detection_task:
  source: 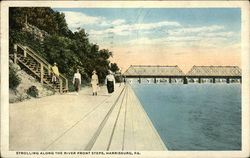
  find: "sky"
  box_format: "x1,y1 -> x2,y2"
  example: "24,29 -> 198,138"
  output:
53,8 -> 241,72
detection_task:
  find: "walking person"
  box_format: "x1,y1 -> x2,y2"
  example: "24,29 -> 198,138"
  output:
73,69 -> 81,95
51,62 -> 59,88
91,70 -> 99,96
105,70 -> 115,94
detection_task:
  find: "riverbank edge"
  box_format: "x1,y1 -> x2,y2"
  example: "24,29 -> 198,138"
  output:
128,84 -> 168,150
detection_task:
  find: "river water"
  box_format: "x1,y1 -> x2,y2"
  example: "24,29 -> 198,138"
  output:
131,82 -> 241,150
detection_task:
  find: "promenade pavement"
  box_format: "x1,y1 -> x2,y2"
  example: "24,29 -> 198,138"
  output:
9,83 -> 167,151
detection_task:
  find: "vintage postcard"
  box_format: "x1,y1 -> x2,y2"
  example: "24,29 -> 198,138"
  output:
1,1 -> 250,158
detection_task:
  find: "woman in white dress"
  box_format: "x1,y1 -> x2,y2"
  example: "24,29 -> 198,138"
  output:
91,70 -> 99,96
51,62 -> 59,86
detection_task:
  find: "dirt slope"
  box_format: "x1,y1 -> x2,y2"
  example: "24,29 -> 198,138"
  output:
9,60 -> 54,103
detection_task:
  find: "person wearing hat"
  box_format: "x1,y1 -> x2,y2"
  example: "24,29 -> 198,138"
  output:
105,70 -> 115,94
51,62 -> 59,86
91,70 -> 99,96
73,69 -> 81,95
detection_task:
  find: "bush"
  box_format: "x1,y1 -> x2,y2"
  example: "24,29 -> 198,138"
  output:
26,86 -> 39,98
115,75 -> 123,83
9,66 -> 21,90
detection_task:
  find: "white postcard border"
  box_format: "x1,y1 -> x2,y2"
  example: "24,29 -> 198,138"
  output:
1,1 -> 249,158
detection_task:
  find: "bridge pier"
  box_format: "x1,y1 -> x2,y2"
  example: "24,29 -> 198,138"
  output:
198,77 -> 201,83
123,77 -> 126,83
183,77 -> 188,84
147,79 -> 150,84
124,76 -> 241,84
213,78 -> 216,83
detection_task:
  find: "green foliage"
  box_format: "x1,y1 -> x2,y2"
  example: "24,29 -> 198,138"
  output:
26,86 -> 39,98
9,30 -> 44,54
9,7 -> 120,85
110,63 -> 119,73
9,65 -> 21,90
17,93 -> 30,102
9,7 -> 69,36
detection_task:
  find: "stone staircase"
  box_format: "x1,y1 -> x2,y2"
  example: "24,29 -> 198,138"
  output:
10,44 -> 68,93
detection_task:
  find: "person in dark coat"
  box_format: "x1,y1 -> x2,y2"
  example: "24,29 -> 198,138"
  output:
105,70 -> 115,94
73,69 -> 81,95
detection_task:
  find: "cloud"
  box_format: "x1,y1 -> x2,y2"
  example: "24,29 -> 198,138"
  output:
62,11 -> 101,29
61,11 -> 239,50
62,11 -> 181,36
127,37 -> 154,45
112,19 -> 126,25
62,11 -> 127,30
89,28 -> 131,36
126,35 -> 232,48
94,19 -> 125,27
130,21 -> 181,30
99,21 -> 109,26
123,23 -> 239,48
89,21 -> 181,37
167,25 -> 224,35
165,36 -> 228,42
117,21 -> 181,32
197,31 -> 238,37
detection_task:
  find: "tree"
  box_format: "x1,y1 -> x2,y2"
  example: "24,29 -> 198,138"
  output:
9,7 -> 115,87
110,63 -> 119,73
9,7 -> 69,36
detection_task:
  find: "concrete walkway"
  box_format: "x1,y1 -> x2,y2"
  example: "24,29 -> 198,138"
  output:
10,84 -> 166,151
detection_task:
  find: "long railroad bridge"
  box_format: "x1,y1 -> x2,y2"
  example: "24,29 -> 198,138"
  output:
123,65 -> 242,84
